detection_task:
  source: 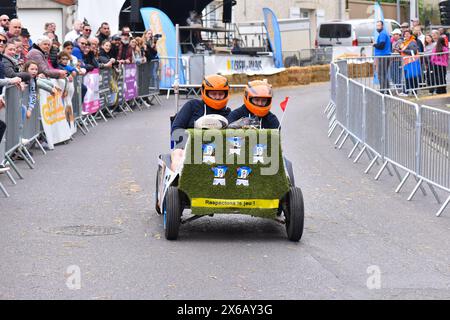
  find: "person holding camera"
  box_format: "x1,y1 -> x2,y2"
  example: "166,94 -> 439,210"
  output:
144,29 -> 159,86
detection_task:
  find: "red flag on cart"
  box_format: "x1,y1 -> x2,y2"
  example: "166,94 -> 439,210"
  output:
280,97 -> 289,112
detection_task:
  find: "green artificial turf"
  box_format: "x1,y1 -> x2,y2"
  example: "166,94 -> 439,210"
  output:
179,129 -> 290,218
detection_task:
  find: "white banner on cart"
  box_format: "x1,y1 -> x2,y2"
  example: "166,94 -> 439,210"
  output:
39,89 -> 72,150
204,55 -> 283,76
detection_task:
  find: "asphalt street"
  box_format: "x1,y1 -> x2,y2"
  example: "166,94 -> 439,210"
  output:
1,82 -> 450,300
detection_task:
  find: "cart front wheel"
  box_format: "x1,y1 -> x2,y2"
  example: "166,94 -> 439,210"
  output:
285,187 -> 304,242
164,186 -> 183,240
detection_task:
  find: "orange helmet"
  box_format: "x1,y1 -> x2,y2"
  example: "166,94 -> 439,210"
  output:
244,80 -> 273,118
201,75 -> 230,110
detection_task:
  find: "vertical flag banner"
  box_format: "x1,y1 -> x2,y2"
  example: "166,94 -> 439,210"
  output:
140,7 -> 186,89
263,8 -> 284,68
83,69 -> 101,114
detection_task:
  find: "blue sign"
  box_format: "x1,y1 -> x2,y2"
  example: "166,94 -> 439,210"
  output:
140,7 -> 186,89
263,8 -> 284,68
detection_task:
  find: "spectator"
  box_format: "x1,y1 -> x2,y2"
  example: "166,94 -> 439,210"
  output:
97,22 -> 111,44
89,37 -> 100,59
57,51 -> 77,78
0,15 -> 9,33
2,39 -> 30,81
49,39 -> 61,68
65,20 -> 83,44
81,40 -> 99,73
373,20 -> 391,94
438,28 -> 449,47
231,38 -> 241,54
43,22 -> 59,43
72,36 -> 88,61
143,30 -> 158,61
399,29 -> 420,96
20,28 -> 31,58
81,24 -> 94,40
424,34 -> 435,92
117,30 -> 133,64
9,37 -> 24,66
110,34 -> 121,60
98,40 -> 117,68
6,19 -> 21,39
186,10 -> 203,48
411,18 -> 420,30
23,60 -> 58,119
0,31 -> 22,142
400,22 -> 410,36
413,26 -> 425,52
391,29 -> 403,53
130,38 -> 146,65
432,29 -> 441,44
431,36 -> 449,94
62,41 -> 80,72
26,36 -> 67,79
121,26 -> 132,38
424,34 -> 435,54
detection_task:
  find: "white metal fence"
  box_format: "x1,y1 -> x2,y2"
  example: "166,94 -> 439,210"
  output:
327,59 -> 450,217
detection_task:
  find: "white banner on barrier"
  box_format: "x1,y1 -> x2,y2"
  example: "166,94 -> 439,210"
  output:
204,55 -> 283,76
56,79 -> 77,136
39,89 -> 72,150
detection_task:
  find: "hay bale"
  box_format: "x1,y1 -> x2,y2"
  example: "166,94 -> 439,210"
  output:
310,65 -> 330,82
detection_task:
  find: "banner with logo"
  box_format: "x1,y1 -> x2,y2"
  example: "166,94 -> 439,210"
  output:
39,88 -> 73,150
83,69 -> 101,115
204,55 -> 281,76
140,7 -> 186,89
124,64 -> 138,101
263,7 -> 284,68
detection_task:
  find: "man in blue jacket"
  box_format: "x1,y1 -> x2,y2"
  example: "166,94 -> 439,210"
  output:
373,20 -> 392,94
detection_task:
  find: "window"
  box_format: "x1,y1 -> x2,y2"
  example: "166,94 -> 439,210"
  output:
319,24 -> 352,39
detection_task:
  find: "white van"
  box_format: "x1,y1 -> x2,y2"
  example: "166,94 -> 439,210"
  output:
317,19 -> 401,47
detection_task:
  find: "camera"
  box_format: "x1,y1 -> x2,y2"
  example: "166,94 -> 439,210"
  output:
154,34 -> 162,40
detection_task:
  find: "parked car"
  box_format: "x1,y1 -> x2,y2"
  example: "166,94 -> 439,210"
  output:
317,19 -> 401,47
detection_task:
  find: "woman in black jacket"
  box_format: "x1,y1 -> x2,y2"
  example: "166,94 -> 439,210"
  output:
98,40 -> 116,68
2,39 -> 30,81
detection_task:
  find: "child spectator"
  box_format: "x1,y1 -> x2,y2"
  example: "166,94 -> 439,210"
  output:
23,60 -> 58,119
431,37 -> 449,94
57,51 -> 77,79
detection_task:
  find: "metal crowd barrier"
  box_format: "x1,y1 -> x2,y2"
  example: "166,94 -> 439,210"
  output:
0,60 -> 162,198
327,59 -> 450,217
344,52 -> 449,98
283,48 -> 333,67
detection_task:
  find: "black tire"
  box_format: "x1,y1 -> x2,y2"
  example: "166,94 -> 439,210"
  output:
155,166 -> 162,214
164,186 -> 183,240
284,187 -> 305,242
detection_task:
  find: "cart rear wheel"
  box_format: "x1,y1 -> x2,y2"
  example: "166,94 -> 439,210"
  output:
164,186 -> 183,240
285,187 -> 304,242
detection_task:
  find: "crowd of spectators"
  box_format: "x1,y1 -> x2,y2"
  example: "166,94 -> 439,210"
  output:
374,18 -> 449,96
0,16 -> 160,146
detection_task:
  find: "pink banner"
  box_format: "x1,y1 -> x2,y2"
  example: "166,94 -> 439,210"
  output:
83,69 -> 101,114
